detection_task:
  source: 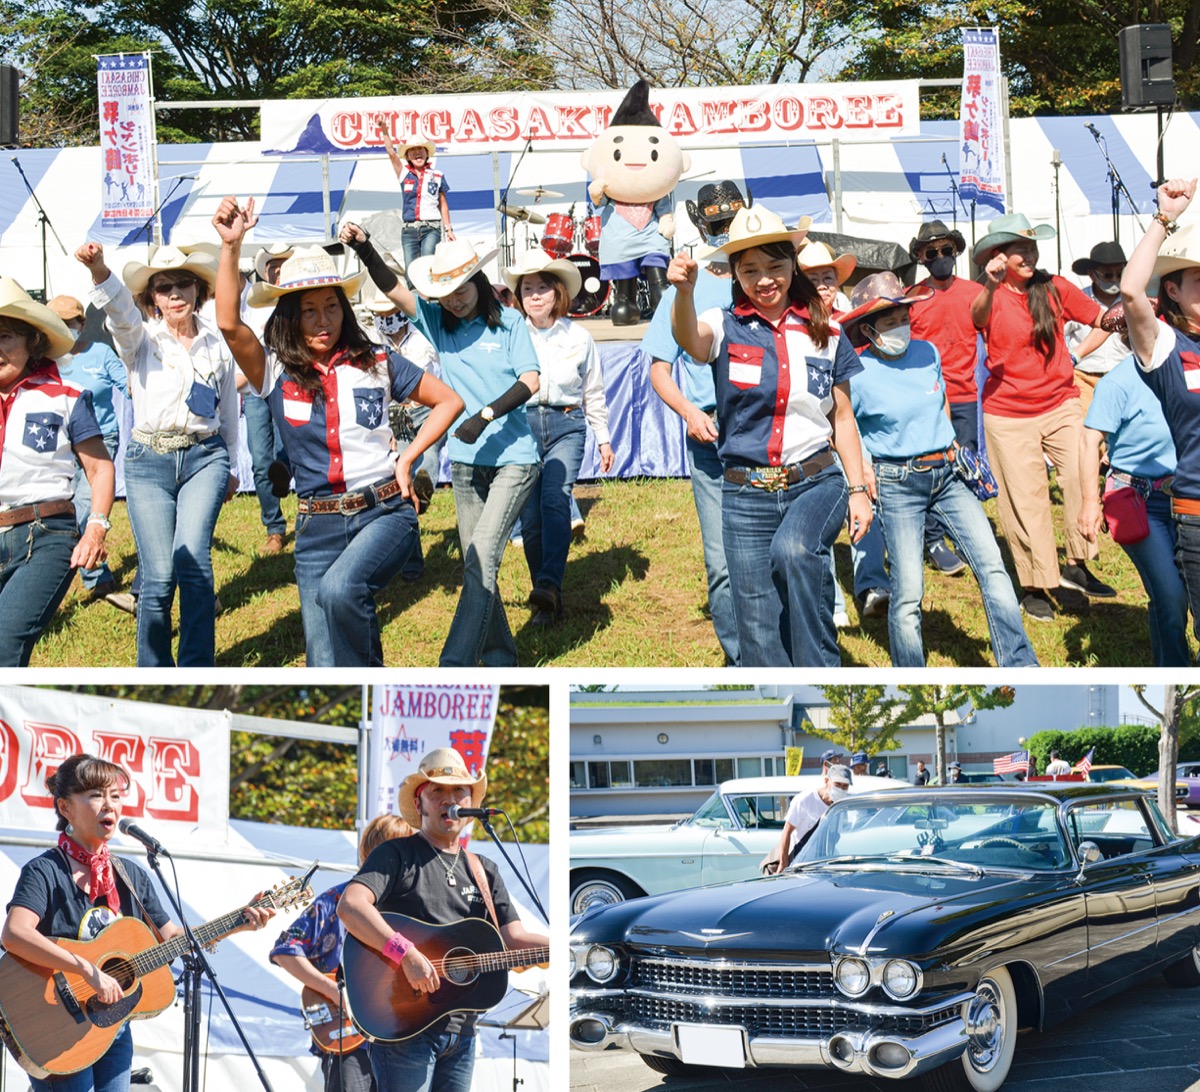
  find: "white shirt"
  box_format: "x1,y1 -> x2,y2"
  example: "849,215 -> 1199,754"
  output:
525,317 -> 611,445
1066,285 -> 1125,375
1044,759 -> 1071,776
396,324 -> 441,380
784,788 -> 830,853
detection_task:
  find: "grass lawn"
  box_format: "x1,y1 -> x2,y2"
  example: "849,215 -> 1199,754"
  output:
30,477 -> 1173,667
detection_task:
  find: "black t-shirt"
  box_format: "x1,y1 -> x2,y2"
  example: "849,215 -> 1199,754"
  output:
7,849 -> 171,943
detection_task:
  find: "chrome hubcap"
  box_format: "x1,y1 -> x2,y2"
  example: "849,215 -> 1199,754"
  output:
965,980 -> 1004,1071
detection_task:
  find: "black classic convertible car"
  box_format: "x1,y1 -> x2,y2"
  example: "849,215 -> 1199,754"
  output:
569,784 -> 1200,1091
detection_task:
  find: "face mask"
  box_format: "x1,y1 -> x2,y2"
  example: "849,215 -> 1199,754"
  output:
870,323 -> 911,357
827,786 -> 850,802
703,230 -> 731,249
376,312 -> 406,336
927,256 -> 956,280
1093,279 -> 1120,296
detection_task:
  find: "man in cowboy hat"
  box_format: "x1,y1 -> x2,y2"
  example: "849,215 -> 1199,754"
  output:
376,120 -> 455,277
1066,241 -> 1129,413
339,748 -> 547,1091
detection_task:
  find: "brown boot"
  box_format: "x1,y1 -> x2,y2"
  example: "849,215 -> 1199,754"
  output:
261,533 -> 286,555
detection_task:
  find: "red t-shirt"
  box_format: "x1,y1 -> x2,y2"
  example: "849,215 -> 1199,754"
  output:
977,275 -> 1101,417
909,276 -> 984,403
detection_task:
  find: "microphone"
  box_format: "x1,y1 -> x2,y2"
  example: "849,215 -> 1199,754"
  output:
1085,123 -> 1101,137
447,804 -> 503,820
118,817 -> 167,854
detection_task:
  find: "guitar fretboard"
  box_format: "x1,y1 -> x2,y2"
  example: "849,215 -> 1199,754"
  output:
437,946 -> 550,975
128,895 -> 277,978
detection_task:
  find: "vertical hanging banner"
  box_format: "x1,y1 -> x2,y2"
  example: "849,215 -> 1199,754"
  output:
959,28 -> 1006,214
368,685 -> 501,820
96,53 -> 155,227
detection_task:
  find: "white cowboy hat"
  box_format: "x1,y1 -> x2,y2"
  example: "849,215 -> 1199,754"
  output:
502,248 -> 582,299
254,242 -> 296,283
797,240 -> 856,286
247,245 -> 366,308
408,238 -> 499,299
1154,223 -> 1200,278
0,277 -> 75,359
702,206 -> 812,260
396,748 -> 487,829
122,245 -> 219,296
399,137 -> 438,160
360,252 -> 407,313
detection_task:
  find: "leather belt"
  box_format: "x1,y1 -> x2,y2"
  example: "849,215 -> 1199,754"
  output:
1171,495 -> 1200,517
877,446 -> 957,470
0,498 -> 75,528
724,449 -> 835,491
297,478 -> 404,515
1110,469 -> 1173,497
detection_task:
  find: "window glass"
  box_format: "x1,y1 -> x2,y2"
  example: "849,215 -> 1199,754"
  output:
586,761 -> 610,789
633,759 -> 691,787
1067,799 -> 1157,860
569,761 -> 587,789
737,756 -> 763,778
715,758 -> 735,782
610,760 -> 632,787
695,758 -> 717,785
690,791 -> 733,828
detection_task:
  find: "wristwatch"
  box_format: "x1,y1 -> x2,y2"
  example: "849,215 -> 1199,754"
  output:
480,406 -> 496,423
87,514 -> 112,531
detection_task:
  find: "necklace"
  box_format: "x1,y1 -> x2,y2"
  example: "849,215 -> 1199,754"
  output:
422,832 -> 462,886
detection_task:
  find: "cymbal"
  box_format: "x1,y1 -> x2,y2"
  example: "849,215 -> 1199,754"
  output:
499,203 -> 546,225
517,187 -> 563,200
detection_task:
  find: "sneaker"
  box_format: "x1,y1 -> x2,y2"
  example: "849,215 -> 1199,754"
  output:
1020,591 -> 1055,622
529,582 -> 560,614
859,587 -> 890,618
267,460 -> 292,499
928,542 -> 967,576
412,470 -> 435,515
104,591 -> 137,615
1060,563 -> 1116,598
260,533 -> 285,556
833,609 -> 851,629
571,515 -> 586,538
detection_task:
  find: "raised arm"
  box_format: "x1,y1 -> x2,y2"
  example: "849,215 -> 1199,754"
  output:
74,242 -> 146,365
668,255 -> 714,362
211,196 -> 267,391
375,119 -> 405,181
340,222 -> 417,317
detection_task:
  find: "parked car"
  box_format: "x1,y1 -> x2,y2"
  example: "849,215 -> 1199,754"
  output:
569,773 -> 904,916
1085,764 -> 1189,800
569,783 -> 1200,1091
1176,762 -> 1200,808
956,772 -> 1006,784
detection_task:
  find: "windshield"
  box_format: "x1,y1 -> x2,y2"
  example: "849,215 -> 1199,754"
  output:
1087,767 -> 1138,782
799,797 -> 1072,871
687,791 -> 734,829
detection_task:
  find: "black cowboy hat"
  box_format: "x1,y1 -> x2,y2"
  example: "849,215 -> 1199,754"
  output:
1071,240 -> 1128,276
686,180 -> 752,233
909,220 -> 967,260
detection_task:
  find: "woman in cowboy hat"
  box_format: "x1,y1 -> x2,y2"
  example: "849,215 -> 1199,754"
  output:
668,205 -> 873,667
375,120 -> 455,274
503,248 -> 614,626
970,212 -> 1113,623
211,197 -> 462,667
75,240 -> 238,667
841,272 -> 1037,668
340,222 -> 541,667
796,240 -> 856,314
0,279 -> 115,665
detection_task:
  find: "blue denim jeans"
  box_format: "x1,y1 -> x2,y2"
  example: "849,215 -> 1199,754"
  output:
687,435 -> 739,665
521,404 -> 587,591
122,434 -> 229,667
242,389 -> 287,536
369,1026 -> 474,1092
293,488 -> 420,666
72,433 -> 118,589
401,223 -> 442,276
1125,492 -> 1190,666
874,460 -> 1037,668
30,1023 -> 132,1092
721,461 -> 847,667
441,461 -> 539,666
0,511 -> 77,667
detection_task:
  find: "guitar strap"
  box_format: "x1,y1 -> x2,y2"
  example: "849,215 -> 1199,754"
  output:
465,851 -> 501,934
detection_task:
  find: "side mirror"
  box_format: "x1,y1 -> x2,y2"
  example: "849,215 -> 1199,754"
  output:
1077,841 -> 1102,866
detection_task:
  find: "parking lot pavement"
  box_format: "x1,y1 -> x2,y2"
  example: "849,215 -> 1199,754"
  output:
570,976 -> 1200,1092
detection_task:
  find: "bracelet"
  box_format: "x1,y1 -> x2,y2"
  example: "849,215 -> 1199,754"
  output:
381,931 -> 413,966
87,514 -> 112,531
848,484 -> 870,495
1153,212 -> 1180,235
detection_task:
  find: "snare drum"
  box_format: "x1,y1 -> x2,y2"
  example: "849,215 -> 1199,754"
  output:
542,213 -> 574,259
565,253 -> 610,317
583,215 -> 602,257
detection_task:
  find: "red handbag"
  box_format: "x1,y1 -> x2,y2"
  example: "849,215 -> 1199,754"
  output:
1101,480 -> 1150,545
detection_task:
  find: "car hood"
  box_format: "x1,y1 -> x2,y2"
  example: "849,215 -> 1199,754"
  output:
570,823 -> 688,854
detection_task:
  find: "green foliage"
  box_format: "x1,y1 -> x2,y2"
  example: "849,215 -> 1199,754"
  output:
896,684 -> 1016,721
1023,723 -> 1185,776
815,685 -> 911,755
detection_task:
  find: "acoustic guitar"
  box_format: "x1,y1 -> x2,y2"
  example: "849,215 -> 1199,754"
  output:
302,970 -> 365,1054
0,866 -> 317,1079
342,913 -> 549,1042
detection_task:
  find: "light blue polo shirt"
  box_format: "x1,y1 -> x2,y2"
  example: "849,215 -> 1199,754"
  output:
54,342 -> 127,439
641,269 -> 732,412
850,337 -> 956,459
1085,354 -> 1176,480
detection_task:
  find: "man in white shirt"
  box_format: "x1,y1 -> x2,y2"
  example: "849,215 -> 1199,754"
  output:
1044,751 -> 1072,777
769,765 -> 852,874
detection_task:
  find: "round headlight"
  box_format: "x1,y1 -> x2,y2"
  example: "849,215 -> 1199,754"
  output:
835,956 -> 871,996
882,959 -> 921,1000
586,945 -> 618,983
568,946 -> 578,978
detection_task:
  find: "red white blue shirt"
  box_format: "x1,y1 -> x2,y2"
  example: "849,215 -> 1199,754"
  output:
1135,321 -> 1200,498
400,166 -> 449,222
0,363 -> 101,506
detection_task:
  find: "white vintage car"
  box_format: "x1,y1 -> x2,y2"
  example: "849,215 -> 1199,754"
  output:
570,773 -> 906,915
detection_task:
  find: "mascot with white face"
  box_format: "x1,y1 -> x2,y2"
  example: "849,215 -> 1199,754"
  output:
582,80 -> 691,326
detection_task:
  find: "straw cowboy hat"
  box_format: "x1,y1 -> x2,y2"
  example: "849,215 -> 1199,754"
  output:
502,248 -> 582,300
970,213 -> 1056,265
1071,240 -> 1127,276
397,748 -> 487,828
47,295 -> 85,323
796,240 -> 856,286
839,271 -> 934,347
122,245 -> 219,296
1154,224 -> 1200,279
399,137 -> 438,160
254,242 -> 296,283
408,238 -> 499,299
246,245 -> 366,308
909,219 -> 967,260
0,277 -> 75,359
702,206 -> 812,261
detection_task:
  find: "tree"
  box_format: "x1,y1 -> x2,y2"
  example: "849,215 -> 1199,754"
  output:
814,685 -> 910,759
1131,683 -> 1200,832
896,685 -> 1016,785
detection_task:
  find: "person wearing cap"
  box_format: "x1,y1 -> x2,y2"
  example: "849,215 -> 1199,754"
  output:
971,213 -> 1114,622
668,205 -> 873,667
212,198 -> 462,667
769,764 -> 853,874
842,272 -> 1036,667
946,761 -> 964,784
338,749 -> 547,1092
341,223 -> 541,667
376,121 -> 454,276
645,180 -> 749,665
819,748 -> 839,772
1066,241 -> 1130,413
504,249 -> 614,625
0,279 -> 115,665
75,239 -> 238,667
850,751 -> 869,776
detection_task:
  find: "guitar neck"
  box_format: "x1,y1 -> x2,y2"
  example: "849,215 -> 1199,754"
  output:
438,946 -> 550,975
128,902 -> 264,978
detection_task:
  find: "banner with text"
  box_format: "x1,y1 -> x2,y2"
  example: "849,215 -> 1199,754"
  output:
97,53 -> 156,228
0,687 -> 230,840
261,81 -> 922,157
368,685 -> 501,821
959,28 -> 1007,213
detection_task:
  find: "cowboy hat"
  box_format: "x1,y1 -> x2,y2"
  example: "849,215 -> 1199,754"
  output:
0,278 -> 75,359
839,271 -> 934,347
399,137 -> 438,160
246,245 -> 366,308
254,242 -> 296,283
408,238 -> 499,299
796,240 -> 856,286
1071,240 -> 1127,276
1153,224 -> 1200,279
122,245 -> 219,296
502,248 -> 582,300
47,295 -> 85,323
702,206 -> 812,260
396,748 -> 487,829
909,220 -> 967,260
686,180 -> 751,233
970,213 -> 1056,265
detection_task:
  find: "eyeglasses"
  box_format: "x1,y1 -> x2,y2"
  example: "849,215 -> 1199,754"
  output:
922,245 -> 957,261
151,278 -> 195,295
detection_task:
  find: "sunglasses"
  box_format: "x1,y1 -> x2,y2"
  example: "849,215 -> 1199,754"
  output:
922,245 -> 957,261
151,278 -> 196,295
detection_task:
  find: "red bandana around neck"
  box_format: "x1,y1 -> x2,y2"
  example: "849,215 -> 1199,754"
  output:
59,833 -> 120,913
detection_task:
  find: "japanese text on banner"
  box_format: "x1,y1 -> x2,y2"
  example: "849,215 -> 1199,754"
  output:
97,54 -> 155,226
959,28 -> 1006,214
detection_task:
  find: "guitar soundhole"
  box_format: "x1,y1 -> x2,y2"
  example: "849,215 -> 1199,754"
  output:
442,947 -> 479,986
100,957 -> 137,993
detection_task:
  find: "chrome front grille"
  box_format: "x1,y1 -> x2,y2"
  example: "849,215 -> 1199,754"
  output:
629,995 -> 852,1036
631,957 -> 834,998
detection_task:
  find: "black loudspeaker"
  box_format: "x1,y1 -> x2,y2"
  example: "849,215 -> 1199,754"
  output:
0,65 -> 17,146
1118,24 -> 1175,109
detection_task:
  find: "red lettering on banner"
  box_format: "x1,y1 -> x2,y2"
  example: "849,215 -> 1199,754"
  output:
0,719 -> 18,803
449,730 -> 489,774
457,108 -> 489,142
331,111 -> 363,146
739,99 -> 770,132
701,100 -> 738,133
382,687 -> 497,722
665,101 -> 698,136
775,96 -> 805,130
489,107 -> 519,141
556,105 -> 592,139
807,97 -> 842,129
21,723 -> 84,809
146,739 -> 200,822
93,733 -> 147,816
843,95 -> 873,128
421,110 -> 451,142
525,106 -> 555,140
874,93 -> 904,127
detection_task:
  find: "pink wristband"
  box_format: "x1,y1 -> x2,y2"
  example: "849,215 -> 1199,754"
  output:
382,931 -> 413,966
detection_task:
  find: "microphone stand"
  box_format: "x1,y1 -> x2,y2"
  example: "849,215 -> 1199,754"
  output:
470,814 -> 547,924
131,174 -> 193,247
498,140 -> 534,268
1086,124 -> 1140,245
10,156 -> 67,301
940,153 -> 970,229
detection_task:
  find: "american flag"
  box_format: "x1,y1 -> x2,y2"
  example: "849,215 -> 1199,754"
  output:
994,749 -> 1030,775
1074,747 -> 1094,778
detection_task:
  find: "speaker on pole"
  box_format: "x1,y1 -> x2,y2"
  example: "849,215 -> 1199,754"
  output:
1118,24 -> 1175,109
0,65 -> 18,147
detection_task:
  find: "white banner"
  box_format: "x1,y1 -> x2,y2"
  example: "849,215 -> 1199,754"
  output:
368,685 -> 501,820
0,687 -> 230,841
261,81 -> 922,156
959,28 -> 1006,213
97,53 -> 156,227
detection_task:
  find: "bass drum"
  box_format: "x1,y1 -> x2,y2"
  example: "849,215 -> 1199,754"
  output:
566,253 -> 610,317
